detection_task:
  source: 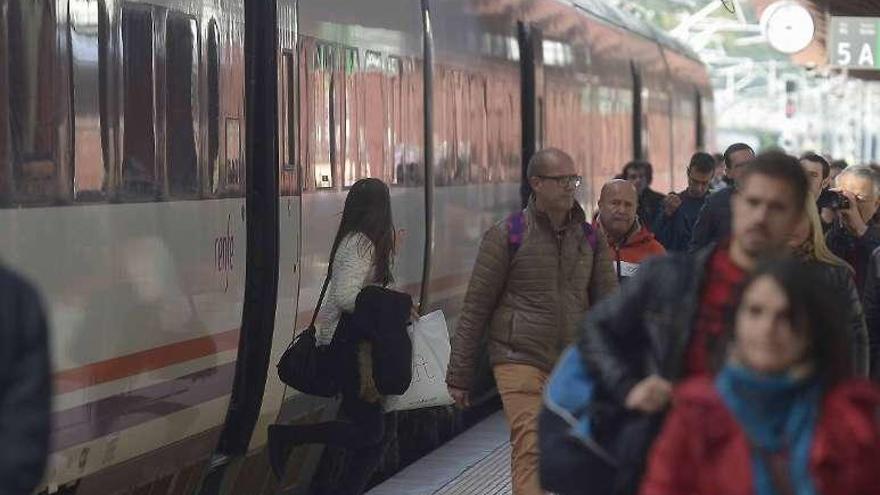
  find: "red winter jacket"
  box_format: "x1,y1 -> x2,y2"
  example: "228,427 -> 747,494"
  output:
640,377 -> 880,495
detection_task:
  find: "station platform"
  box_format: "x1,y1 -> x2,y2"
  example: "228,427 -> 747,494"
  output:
368,411 -> 512,495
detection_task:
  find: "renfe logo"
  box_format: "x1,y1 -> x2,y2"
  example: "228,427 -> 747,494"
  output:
215,214 -> 235,291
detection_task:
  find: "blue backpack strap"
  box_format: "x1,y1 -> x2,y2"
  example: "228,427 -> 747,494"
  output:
507,210 -> 527,256
581,221 -> 598,253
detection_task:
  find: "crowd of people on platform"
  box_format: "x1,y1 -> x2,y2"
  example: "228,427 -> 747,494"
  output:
447,145 -> 880,495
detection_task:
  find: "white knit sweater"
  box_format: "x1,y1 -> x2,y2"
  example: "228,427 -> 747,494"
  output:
314,233 -> 376,345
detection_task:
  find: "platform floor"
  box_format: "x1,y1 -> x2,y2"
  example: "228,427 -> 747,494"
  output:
368,411 -> 512,495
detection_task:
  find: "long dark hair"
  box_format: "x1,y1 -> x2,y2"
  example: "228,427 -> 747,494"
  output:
721,258 -> 852,385
328,178 -> 395,286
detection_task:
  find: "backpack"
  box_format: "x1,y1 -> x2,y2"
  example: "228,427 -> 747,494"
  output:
506,210 -> 598,256
539,347 -> 664,495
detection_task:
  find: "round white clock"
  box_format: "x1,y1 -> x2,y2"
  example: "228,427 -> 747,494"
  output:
761,1 -> 815,54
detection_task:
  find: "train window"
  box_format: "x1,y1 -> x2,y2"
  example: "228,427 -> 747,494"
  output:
387,56 -> 403,186
342,48 -> 362,188
166,14 -> 199,198
224,118 -> 242,191
6,0 -> 60,204
279,51 -> 298,195
207,20 -> 220,195
311,43 -> 336,190
361,50 -> 387,185
121,7 -> 157,199
71,0 -> 107,202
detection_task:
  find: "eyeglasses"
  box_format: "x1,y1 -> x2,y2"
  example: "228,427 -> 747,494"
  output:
537,175 -> 582,188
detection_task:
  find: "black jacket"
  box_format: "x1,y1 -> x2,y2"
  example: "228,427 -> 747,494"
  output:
577,248 -> 871,405
652,191 -> 708,253
638,188 -> 665,231
861,247 -> 880,380
807,261 -> 869,376
0,266 -> 50,494
352,286 -> 413,395
826,220 -> 880,295
688,188 -> 733,254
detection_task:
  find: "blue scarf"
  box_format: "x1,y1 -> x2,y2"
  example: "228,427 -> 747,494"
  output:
715,365 -> 822,495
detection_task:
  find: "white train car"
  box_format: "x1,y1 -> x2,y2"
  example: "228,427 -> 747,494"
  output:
0,0 -> 713,493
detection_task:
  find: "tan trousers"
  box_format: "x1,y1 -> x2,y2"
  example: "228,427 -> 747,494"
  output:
494,363 -> 549,495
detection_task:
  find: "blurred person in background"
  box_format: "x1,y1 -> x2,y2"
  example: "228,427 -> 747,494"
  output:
623,160 -> 665,230
709,152 -> 727,192
640,259 -> 880,495
787,197 -> 869,375
0,265 -> 50,493
595,179 -> 666,281
826,165 -> 880,296
689,143 -> 755,253
653,152 -> 716,253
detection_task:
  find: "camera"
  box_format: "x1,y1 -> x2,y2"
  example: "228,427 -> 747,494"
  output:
820,191 -> 851,210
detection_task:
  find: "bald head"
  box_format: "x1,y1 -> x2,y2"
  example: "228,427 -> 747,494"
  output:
600,179 -> 637,203
527,148 -> 575,179
598,179 -> 638,240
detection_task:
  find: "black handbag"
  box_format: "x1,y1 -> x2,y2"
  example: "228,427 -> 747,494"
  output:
276,268 -> 339,397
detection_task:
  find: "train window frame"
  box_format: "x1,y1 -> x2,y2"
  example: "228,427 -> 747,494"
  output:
4,0 -> 67,206
311,42 -> 337,191
206,19 -> 221,196
165,12 -> 201,199
341,46 -> 361,189
279,49 -> 298,196
120,4 -> 159,201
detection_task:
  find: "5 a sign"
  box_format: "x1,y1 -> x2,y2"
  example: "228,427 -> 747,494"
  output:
829,17 -> 880,70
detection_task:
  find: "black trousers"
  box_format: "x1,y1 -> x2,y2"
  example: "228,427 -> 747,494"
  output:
285,393 -> 385,495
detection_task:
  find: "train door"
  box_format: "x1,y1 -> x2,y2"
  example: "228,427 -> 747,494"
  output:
518,21 -> 544,207
247,0 -> 302,468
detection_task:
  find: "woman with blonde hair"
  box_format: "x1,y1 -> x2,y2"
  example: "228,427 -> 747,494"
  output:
788,194 -> 870,374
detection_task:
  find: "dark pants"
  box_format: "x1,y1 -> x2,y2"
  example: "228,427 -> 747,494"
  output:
285,394 -> 385,495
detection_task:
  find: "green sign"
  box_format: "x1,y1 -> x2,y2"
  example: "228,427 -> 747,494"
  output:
829,16 -> 880,70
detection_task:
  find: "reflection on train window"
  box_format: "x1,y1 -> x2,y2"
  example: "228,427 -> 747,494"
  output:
207,20 -> 221,195
166,14 -> 200,198
361,50 -> 386,186
122,7 -> 157,199
279,51 -> 298,196
224,118 -> 242,191
387,56 -> 404,186
6,0 -> 59,204
310,43 -> 335,190
71,0 -> 107,202
342,48 -> 362,188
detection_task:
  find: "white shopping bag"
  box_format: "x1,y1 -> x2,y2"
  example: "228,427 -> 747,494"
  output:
383,310 -> 455,412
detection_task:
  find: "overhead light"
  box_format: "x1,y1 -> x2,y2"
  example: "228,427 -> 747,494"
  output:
761,1 -> 815,54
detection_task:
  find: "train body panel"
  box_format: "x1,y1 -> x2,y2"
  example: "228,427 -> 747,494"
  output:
0,0 -> 713,492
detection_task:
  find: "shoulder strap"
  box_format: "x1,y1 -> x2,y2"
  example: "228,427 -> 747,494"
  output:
581,222 -> 598,252
507,210 -> 599,255
309,265 -> 333,329
507,210 -> 527,256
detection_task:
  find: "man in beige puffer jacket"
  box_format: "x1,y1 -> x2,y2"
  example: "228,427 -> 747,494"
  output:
446,148 -> 619,495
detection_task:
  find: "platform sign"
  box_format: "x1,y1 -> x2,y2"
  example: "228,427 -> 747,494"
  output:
829,17 -> 880,70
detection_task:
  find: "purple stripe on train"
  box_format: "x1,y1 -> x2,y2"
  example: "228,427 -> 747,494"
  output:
51,362 -> 236,452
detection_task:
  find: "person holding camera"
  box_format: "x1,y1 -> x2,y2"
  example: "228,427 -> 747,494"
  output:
826,165 -> 880,297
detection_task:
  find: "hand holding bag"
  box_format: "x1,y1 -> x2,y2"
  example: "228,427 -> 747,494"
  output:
276,269 -> 339,397
383,310 -> 455,412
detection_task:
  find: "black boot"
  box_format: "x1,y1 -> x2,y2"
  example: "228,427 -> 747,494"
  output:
268,424 -> 294,480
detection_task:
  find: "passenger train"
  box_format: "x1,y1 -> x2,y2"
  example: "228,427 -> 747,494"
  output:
0,0 -> 713,493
